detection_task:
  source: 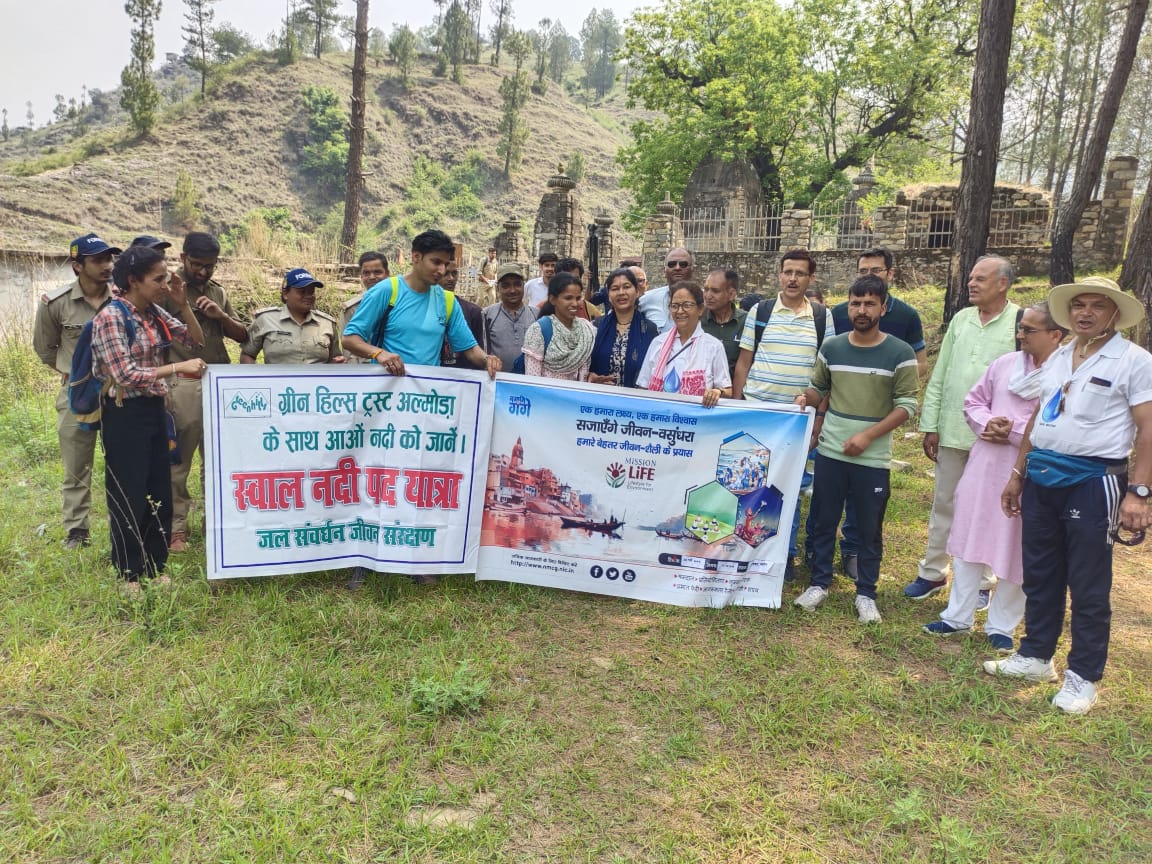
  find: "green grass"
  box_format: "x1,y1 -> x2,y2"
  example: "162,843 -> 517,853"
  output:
1,282 -> 1149,862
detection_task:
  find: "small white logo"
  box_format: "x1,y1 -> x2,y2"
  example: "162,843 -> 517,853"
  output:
874,487 -> 884,494
1069,509 -> 1081,519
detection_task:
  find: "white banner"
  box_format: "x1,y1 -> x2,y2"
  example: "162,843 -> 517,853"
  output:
202,365 -> 494,580
477,378 -> 813,608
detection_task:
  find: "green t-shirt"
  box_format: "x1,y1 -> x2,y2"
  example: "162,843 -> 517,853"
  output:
809,333 -> 920,468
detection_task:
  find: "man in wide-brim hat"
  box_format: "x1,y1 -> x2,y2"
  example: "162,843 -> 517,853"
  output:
989,277 -> 1152,714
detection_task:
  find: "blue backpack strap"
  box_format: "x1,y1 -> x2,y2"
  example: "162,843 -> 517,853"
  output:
539,315 -> 554,355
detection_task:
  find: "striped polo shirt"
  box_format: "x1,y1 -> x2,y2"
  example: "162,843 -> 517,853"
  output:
809,333 -> 920,468
738,295 -> 819,403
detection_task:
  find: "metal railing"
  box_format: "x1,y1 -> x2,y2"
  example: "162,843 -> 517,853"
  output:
680,204 -> 785,252
810,200 -> 873,252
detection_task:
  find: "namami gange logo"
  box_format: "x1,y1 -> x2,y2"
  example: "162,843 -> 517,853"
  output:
606,462 -> 626,488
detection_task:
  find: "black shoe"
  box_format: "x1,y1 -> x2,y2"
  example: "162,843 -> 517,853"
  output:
345,567 -> 367,591
784,557 -> 797,582
411,573 -> 439,586
63,528 -> 90,549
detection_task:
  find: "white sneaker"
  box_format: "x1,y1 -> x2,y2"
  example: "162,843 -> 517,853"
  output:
1051,670 -> 1098,714
794,586 -> 828,611
982,652 -> 1059,683
854,595 -> 882,624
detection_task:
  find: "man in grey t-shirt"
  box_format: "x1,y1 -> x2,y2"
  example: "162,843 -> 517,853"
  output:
484,264 -> 537,371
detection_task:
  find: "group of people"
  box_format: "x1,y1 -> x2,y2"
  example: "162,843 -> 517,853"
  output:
34,227 -> 1151,714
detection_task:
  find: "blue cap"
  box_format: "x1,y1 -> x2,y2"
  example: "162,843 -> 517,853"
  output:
284,268 -> 323,290
130,234 -> 172,251
69,233 -> 122,259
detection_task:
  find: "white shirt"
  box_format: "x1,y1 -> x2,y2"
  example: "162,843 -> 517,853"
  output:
524,277 -> 548,309
637,323 -> 732,396
1030,334 -> 1152,460
638,285 -> 672,332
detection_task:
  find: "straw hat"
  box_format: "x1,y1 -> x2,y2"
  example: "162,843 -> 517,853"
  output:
1047,276 -> 1145,330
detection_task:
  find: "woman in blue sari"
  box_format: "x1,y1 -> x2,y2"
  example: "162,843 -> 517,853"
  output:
587,268 -> 659,388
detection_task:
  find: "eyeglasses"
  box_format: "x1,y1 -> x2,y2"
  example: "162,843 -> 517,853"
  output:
1111,527 -> 1146,546
666,261 -> 691,269
1016,325 -> 1056,335
1056,380 -> 1070,416
669,302 -> 699,311
857,267 -> 889,276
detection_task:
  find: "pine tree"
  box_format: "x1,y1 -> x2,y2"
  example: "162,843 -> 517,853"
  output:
173,169 -> 202,227
388,25 -> 417,88
489,0 -> 513,66
301,0 -> 341,58
496,31 -> 531,176
183,0 -> 218,96
443,1 -> 471,83
121,0 -> 163,137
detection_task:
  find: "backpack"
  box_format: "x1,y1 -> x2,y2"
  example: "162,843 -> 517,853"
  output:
512,316 -> 553,374
368,275 -> 456,355
68,298 -> 165,431
752,298 -> 827,354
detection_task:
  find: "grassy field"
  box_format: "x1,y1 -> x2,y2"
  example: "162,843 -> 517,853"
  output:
1,283 -> 1149,863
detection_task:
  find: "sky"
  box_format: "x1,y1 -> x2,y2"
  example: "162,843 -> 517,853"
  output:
0,0 -> 649,127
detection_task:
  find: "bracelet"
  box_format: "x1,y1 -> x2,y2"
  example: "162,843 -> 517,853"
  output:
1011,467 -> 1023,478
815,411 -> 826,418
370,349 -> 384,362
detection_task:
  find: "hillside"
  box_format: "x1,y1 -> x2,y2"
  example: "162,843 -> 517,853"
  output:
0,54 -> 639,254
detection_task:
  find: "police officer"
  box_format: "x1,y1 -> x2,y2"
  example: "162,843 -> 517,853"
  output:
241,269 -> 344,365
341,251 -> 390,363
159,232 -> 247,553
33,233 -> 120,548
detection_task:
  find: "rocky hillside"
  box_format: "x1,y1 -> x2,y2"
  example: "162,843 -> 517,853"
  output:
0,53 -> 638,254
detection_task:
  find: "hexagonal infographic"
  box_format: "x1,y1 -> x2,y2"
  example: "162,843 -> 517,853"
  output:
684,481 -> 738,543
716,432 -> 772,494
734,484 -> 785,547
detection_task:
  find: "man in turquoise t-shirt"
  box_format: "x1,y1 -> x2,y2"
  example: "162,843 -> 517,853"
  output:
341,229 -> 499,590
343,228 -> 500,377
794,275 -> 920,623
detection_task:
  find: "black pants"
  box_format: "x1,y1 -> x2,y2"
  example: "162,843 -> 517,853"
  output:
1019,474 -> 1124,682
100,395 -> 172,580
806,452 -> 891,599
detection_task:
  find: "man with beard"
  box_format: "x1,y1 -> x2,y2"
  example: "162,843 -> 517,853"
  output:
439,258 -> 487,368
794,275 -> 919,623
33,233 -> 120,548
160,232 -> 248,553
483,263 -> 537,372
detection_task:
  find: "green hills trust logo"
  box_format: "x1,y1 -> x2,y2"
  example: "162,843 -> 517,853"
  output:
605,462 -> 626,488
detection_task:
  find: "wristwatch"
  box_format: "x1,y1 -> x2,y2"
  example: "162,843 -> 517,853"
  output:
1128,484 -> 1151,499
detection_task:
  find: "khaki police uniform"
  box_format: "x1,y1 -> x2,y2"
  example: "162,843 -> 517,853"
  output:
340,295 -> 369,363
242,305 -> 340,364
159,278 -> 240,534
33,279 -> 111,534
479,257 -> 498,306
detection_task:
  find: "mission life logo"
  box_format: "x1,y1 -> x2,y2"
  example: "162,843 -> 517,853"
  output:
606,458 -> 657,492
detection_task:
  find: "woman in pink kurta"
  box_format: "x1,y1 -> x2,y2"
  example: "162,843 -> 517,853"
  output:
947,351 -> 1039,583
925,303 -> 1066,650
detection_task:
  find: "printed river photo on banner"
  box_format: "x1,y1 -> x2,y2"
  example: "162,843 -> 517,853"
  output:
478,379 -> 813,608
203,365 -> 494,580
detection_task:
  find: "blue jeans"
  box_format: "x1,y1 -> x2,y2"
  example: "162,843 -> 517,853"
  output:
807,453 -> 890,599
